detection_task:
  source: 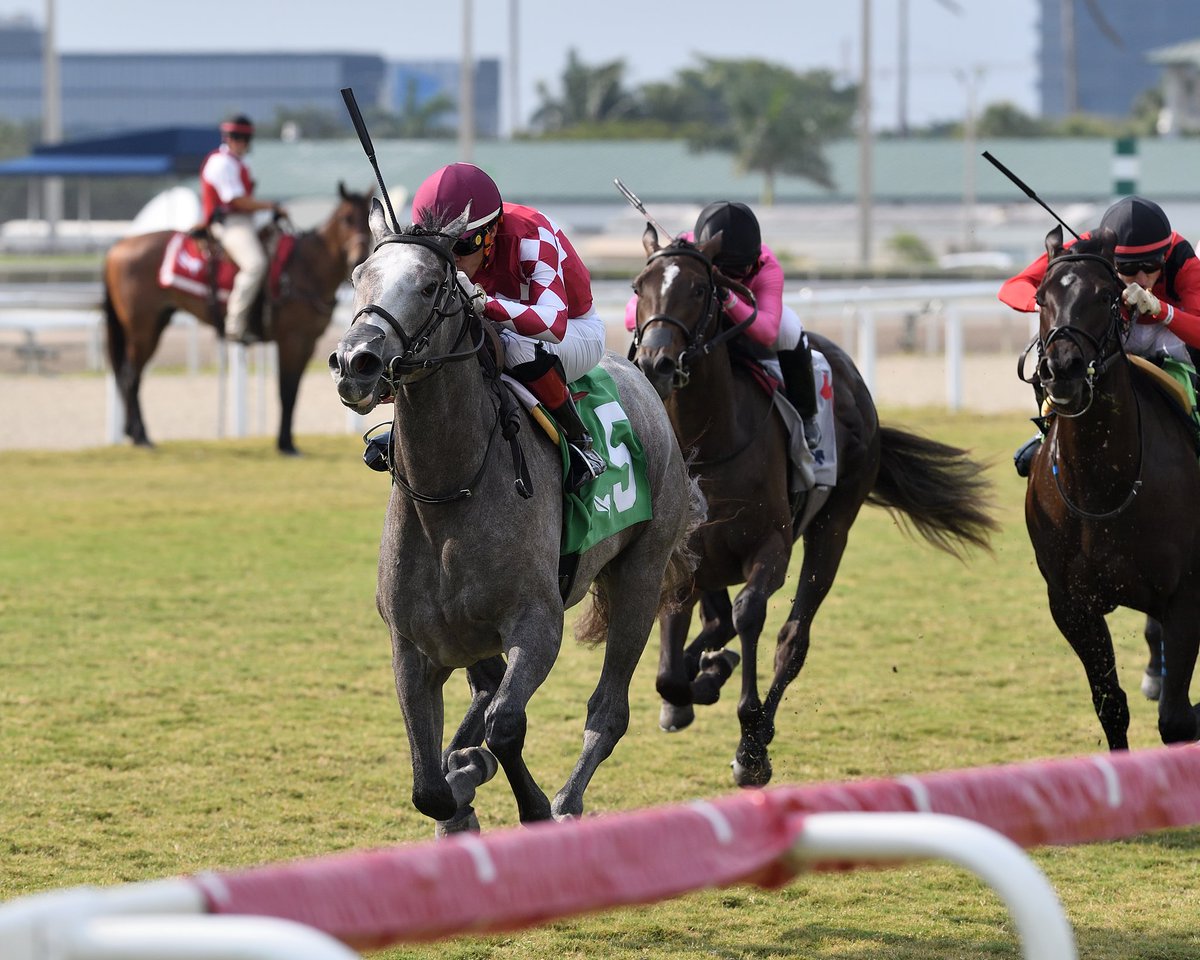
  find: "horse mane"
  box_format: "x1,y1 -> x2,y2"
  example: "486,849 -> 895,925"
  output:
409,210 -> 460,241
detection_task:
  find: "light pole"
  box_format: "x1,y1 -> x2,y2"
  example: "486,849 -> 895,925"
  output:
508,0 -> 520,138
956,66 -> 984,252
459,0 -> 475,161
858,0 -> 872,269
42,0 -> 63,243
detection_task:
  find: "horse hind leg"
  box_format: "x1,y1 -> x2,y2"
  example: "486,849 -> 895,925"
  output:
553,564 -> 657,819
1154,608 -> 1200,744
1142,616 -> 1163,701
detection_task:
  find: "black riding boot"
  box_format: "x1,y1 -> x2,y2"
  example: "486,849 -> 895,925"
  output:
1013,381 -> 1047,479
776,335 -> 821,449
511,349 -> 606,492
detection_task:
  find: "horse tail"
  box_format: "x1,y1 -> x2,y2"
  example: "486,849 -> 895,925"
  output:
867,425 -> 998,559
574,468 -> 704,647
102,273 -> 126,374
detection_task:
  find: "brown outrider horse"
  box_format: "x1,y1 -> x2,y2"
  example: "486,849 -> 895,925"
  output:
632,227 -> 998,787
1024,226 -> 1200,748
102,182 -> 373,454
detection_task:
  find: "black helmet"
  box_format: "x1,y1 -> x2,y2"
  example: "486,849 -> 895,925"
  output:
1099,196 -> 1171,262
695,201 -> 761,273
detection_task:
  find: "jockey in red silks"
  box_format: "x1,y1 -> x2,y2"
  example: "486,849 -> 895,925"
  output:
1000,195 -> 1200,476
625,201 -> 822,448
198,114 -> 286,343
409,162 -> 606,491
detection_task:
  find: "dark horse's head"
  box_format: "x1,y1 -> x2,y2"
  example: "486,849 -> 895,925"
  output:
631,223 -> 728,400
328,199 -> 474,414
1032,225 -> 1125,415
330,181 -> 375,274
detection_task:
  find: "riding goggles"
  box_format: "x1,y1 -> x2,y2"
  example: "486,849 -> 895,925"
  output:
452,216 -> 500,260
1115,259 -> 1164,277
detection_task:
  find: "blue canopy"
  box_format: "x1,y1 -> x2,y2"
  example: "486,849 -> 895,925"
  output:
0,126 -> 220,178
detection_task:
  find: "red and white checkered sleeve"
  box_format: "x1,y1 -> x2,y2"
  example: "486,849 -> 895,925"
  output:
483,227 -> 570,343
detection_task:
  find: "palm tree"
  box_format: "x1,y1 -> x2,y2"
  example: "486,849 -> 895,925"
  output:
530,48 -> 639,132
679,58 -> 858,204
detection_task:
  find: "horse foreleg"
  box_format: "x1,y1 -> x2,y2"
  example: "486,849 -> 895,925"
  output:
731,550 -> 789,788
487,609 -> 560,823
683,590 -> 737,679
1048,589 -> 1129,750
1142,616 -> 1164,701
761,511 -> 850,750
656,593 -> 699,732
433,657 -> 506,835
391,636 -> 457,824
1154,606 -> 1200,743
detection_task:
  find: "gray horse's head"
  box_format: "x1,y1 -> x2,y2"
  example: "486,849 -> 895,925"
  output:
328,198 -> 469,414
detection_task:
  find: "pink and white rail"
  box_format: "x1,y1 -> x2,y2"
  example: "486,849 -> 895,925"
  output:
4,745 -> 1199,960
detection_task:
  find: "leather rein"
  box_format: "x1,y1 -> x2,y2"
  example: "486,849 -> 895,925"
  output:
351,230 -> 532,504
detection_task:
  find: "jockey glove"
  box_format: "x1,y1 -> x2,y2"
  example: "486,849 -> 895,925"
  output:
1124,282 -> 1170,324
456,270 -> 488,316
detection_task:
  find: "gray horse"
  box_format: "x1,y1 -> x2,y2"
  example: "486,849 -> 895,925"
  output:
328,200 -> 701,833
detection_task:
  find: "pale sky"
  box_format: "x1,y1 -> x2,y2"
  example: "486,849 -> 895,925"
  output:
1,0 -> 1040,131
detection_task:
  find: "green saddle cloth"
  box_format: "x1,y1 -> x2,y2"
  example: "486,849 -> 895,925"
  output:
557,367 -> 654,557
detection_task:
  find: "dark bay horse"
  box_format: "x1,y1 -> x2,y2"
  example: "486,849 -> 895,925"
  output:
632,227 -> 998,786
1025,226 -> 1200,748
327,201 -> 701,833
102,183 -> 373,454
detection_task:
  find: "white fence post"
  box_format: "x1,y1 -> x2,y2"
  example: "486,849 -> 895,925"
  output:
855,307 -> 876,395
794,813 -> 1077,960
945,305 -> 964,411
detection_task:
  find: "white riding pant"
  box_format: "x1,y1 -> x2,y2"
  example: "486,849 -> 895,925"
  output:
212,214 -> 267,336
773,305 -> 803,351
497,307 -> 606,382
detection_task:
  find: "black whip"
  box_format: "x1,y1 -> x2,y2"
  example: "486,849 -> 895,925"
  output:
982,150 -> 1080,240
341,86 -> 401,232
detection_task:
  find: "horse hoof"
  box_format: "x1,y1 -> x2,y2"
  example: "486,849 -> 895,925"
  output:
731,754 -> 772,788
1141,671 -> 1162,701
659,701 -> 695,732
700,648 -> 740,678
434,808 -> 480,838
446,746 -> 499,783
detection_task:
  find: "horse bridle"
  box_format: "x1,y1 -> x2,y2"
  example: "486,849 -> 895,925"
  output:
351,231 -> 485,387
629,242 -> 758,389
1022,251 -> 1145,519
350,230 -> 532,504
1018,252 -> 1127,414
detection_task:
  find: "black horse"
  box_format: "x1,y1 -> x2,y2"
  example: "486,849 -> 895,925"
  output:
632,227 -> 998,786
1024,226 -> 1200,748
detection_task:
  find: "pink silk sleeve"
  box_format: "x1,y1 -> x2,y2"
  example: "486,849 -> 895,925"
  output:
724,244 -> 784,348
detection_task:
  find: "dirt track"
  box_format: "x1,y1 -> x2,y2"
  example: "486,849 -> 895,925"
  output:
1,337 -> 1034,454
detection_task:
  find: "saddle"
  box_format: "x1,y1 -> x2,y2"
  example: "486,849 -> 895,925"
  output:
157,227 -> 295,336
1128,354 -> 1200,454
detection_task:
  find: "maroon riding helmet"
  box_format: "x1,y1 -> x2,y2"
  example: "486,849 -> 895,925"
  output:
410,162 -> 503,256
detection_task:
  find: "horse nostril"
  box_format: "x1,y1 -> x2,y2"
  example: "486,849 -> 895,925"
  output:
652,355 -> 676,378
327,351 -> 341,375
350,353 -> 382,378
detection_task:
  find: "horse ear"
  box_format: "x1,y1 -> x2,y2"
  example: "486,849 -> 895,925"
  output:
339,180 -> 349,200
698,230 -> 723,262
1044,224 -> 1064,261
446,207 -> 471,241
642,222 -> 659,257
1097,225 -> 1118,262
368,197 -> 392,241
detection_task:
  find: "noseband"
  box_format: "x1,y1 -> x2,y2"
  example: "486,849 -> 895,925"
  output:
1019,252 -> 1126,414
630,243 -> 758,388
351,231 -> 484,387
